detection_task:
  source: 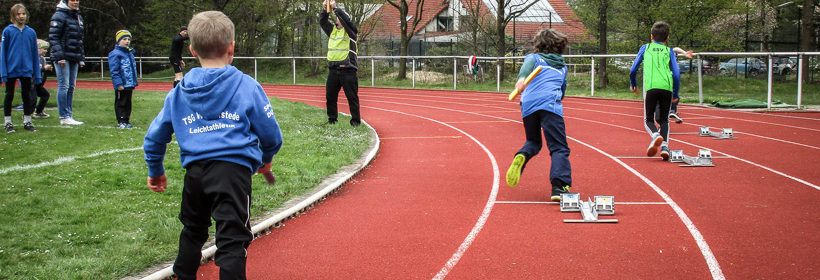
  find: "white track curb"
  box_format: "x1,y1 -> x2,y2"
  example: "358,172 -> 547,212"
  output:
139,119 -> 379,280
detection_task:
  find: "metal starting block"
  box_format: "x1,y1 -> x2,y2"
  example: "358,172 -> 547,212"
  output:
561,193 -> 618,223
699,127 -> 736,139
669,149 -> 715,167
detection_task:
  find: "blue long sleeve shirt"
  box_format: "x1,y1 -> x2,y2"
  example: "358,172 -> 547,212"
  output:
629,42 -> 680,99
1,24 -> 41,84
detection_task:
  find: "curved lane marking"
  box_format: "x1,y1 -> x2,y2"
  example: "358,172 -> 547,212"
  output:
279,93 -> 725,279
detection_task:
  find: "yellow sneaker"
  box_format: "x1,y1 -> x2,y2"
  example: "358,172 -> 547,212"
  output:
506,154 -> 526,187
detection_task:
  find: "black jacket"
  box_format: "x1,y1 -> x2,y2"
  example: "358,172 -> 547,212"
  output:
319,8 -> 358,70
169,33 -> 188,61
48,6 -> 84,63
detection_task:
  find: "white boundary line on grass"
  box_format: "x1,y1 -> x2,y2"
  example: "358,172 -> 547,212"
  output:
0,147 -> 143,175
142,115 -> 380,280
278,92 -> 725,280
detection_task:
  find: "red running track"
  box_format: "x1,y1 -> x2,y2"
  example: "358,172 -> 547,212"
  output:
74,81 -> 820,279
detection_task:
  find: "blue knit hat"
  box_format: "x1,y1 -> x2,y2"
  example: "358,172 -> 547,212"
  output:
116,30 -> 132,44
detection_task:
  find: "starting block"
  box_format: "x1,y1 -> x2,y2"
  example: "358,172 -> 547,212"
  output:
669,149 -> 715,167
561,193 -> 618,223
699,127 -> 736,139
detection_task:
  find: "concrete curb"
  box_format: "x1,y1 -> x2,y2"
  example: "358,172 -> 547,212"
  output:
135,119 -> 380,280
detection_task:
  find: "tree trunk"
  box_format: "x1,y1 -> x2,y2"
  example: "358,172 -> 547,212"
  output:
496,5 -> 507,82
399,33 -> 410,80
597,0 -> 608,89
800,0 -> 815,82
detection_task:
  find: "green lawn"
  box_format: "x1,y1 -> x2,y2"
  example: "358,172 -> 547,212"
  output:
0,87 -> 371,279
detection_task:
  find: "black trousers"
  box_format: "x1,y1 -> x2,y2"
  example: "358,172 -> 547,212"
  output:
174,160 -> 253,280
31,83 -> 50,114
644,88 -> 672,142
114,89 -> 132,124
3,77 -> 33,116
325,68 -> 360,124
516,110 -> 572,187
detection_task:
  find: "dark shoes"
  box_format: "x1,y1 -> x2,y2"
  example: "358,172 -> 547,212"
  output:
660,146 -> 671,161
551,185 -> 571,202
23,122 -> 36,132
5,123 -> 14,133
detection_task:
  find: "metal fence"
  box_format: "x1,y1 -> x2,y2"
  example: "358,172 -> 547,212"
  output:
83,52 -> 820,109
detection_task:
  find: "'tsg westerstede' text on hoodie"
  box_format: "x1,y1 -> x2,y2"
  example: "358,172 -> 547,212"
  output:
143,65 -> 283,178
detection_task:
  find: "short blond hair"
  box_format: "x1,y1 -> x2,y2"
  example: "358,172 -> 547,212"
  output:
187,11 -> 234,59
9,3 -> 27,25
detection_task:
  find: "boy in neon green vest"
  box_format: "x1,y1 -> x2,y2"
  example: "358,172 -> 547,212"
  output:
629,21 -> 681,161
319,0 -> 361,126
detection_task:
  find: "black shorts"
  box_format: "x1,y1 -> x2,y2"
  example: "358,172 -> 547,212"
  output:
170,59 -> 183,73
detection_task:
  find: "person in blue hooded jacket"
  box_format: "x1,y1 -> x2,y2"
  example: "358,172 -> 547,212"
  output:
505,28 -> 573,203
49,0 -> 85,125
2,3 -> 41,133
143,11 -> 283,280
108,30 -> 137,128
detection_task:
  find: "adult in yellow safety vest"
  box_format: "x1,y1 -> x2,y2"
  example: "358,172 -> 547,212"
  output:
319,0 -> 360,126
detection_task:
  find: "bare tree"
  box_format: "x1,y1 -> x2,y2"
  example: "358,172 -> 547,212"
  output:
597,0 -> 608,89
455,0 -> 493,55
385,0 -> 426,80
490,0 -> 540,80
800,0 -> 815,82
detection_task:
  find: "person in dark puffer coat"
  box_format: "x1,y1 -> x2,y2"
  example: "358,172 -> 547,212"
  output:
48,0 -> 85,125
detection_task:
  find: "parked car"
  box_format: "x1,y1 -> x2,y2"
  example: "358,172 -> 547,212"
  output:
678,59 -> 711,73
772,57 -> 794,75
719,58 -> 765,75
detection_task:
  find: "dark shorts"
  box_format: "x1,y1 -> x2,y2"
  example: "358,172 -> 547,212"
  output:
170,59 -> 183,73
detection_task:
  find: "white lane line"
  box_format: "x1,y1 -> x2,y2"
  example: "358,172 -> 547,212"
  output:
566,100 -> 820,132
285,96 -> 501,280
615,156 -> 732,159
495,201 -> 669,205
282,91 -> 819,190
282,94 -> 725,280
296,90 -> 820,149
570,137 -> 725,280
0,147 -> 143,175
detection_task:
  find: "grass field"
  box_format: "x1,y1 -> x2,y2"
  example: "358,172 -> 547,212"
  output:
0,87 -> 371,279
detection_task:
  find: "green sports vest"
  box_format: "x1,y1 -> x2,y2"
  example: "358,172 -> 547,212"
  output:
327,27 -> 356,63
642,42 -> 673,92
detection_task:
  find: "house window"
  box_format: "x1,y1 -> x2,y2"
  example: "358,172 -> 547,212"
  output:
437,16 -> 453,32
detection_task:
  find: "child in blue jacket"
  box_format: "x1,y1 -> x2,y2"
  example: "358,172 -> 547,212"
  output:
143,11 -> 283,280
108,30 -> 138,128
505,28 -> 573,202
1,4 -> 41,133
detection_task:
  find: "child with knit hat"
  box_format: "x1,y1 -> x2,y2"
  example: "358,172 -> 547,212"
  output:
107,30 -> 138,128
30,39 -> 52,118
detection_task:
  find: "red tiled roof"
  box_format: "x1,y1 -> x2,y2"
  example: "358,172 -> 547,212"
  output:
364,0 -> 587,43
365,0 -> 450,39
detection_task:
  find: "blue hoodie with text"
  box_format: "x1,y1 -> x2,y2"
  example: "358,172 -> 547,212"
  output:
143,65 -> 283,178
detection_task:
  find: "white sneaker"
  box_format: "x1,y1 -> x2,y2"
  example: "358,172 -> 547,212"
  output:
60,117 -> 84,125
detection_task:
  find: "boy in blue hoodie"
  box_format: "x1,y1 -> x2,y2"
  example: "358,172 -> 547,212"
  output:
1,3 -> 41,133
108,30 -> 137,128
143,11 -> 283,280
505,29 -> 573,202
